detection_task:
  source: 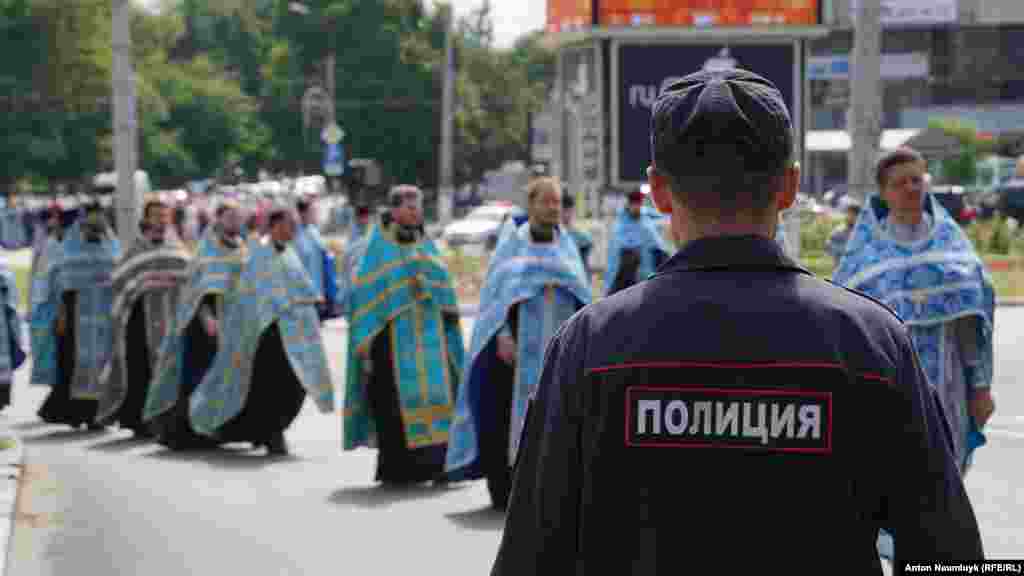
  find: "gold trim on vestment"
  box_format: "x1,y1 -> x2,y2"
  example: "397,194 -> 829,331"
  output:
436,307 -> 452,404
353,254 -> 443,288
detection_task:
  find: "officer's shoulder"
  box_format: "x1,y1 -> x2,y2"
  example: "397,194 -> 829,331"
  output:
562,280 -> 646,339
812,274 -> 905,326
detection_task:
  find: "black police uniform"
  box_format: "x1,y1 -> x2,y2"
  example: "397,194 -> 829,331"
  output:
491,235 -> 983,575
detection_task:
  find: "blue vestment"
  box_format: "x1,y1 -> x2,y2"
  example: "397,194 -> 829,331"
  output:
0,264 -> 26,399
566,226 -> 593,275
293,223 -> 340,319
144,229 -> 247,423
445,221 -> 592,480
604,206 -> 671,295
833,194 -> 994,469
832,194 -> 994,562
29,236 -> 63,386
38,222 -> 120,399
336,234 -> 370,320
189,237 -> 334,435
342,225 -> 465,451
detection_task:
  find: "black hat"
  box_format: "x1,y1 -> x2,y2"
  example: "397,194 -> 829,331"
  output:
650,68 -> 792,181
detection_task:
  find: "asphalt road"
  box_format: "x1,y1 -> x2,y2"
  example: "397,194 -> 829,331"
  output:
4,310 -> 1023,575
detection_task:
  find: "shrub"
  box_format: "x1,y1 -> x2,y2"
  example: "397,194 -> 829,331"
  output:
800,214 -> 842,255
988,216 -> 1012,255
964,221 -> 987,253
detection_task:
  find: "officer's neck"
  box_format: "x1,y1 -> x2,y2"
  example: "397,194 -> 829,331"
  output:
676,211 -> 777,245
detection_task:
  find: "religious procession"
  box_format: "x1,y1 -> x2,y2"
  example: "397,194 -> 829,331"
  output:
4,132 -> 996,564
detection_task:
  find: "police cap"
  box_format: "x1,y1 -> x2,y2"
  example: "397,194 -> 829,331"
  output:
650,68 -> 793,182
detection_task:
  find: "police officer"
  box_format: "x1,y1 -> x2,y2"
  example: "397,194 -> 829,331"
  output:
491,68 -> 983,574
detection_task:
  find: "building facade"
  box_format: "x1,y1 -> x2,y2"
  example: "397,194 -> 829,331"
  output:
541,1 -> 1024,203
809,0 -> 1024,191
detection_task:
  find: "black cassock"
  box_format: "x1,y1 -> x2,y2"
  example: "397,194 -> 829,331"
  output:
365,314 -> 459,485
152,294 -> 221,449
38,293 -> 100,427
103,301 -> 153,434
212,323 -> 306,447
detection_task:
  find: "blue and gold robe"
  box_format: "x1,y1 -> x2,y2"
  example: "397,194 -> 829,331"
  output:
604,205 -> 671,296
38,221 -> 120,399
833,194 -> 994,469
29,235 -> 63,387
342,224 -> 465,453
832,194 -> 994,561
0,263 -> 26,407
566,226 -> 593,276
293,222 -> 339,319
189,237 -> 334,436
445,221 -> 592,480
144,229 -> 247,425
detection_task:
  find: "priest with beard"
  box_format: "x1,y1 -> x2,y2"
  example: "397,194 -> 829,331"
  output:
190,206 -> 334,455
445,177 -> 592,509
37,202 -> 121,429
144,200 -> 248,449
343,185 -> 465,485
95,199 -> 191,437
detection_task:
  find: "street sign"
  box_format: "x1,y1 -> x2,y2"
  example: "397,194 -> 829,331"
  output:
322,122 -> 345,144
324,142 -> 345,176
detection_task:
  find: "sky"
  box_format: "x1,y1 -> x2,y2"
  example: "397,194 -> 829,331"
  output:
135,0 -> 547,49
451,0 -> 546,48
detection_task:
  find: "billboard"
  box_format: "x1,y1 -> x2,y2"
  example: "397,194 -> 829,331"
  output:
612,42 -> 798,186
600,1 -> 818,27
850,0 -> 957,26
547,0 -> 593,33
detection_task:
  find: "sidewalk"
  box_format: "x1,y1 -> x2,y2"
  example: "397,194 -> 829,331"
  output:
0,422 -> 24,576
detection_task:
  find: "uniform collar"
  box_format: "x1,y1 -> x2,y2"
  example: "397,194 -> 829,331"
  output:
655,234 -> 811,276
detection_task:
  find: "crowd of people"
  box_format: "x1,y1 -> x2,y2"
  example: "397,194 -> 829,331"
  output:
0,66 -> 997,571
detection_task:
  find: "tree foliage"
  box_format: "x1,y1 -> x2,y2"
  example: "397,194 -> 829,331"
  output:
1,0 -> 553,193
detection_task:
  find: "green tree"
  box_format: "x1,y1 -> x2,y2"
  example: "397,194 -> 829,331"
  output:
0,0 -> 44,195
929,117 -> 996,186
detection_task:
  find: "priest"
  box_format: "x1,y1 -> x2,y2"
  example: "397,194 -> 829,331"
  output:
445,177 -> 591,509
190,206 -> 334,455
95,199 -> 191,436
37,203 -> 121,429
144,200 -> 248,449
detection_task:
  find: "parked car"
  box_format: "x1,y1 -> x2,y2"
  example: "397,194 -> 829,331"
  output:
930,185 -> 978,226
442,201 -> 524,249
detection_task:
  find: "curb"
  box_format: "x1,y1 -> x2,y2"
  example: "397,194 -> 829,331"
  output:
0,426 -> 25,576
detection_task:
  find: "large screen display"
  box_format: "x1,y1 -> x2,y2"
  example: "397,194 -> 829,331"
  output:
600,1 -> 818,27
615,42 -> 797,185
547,0 -> 594,33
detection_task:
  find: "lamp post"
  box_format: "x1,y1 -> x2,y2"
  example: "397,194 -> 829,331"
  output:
438,4 -> 455,227
290,2 -> 337,133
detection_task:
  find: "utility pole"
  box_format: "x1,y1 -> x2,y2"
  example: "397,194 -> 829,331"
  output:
112,0 -> 140,248
438,4 -> 455,225
847,0 -> 883,202
325,49 -> 336,127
